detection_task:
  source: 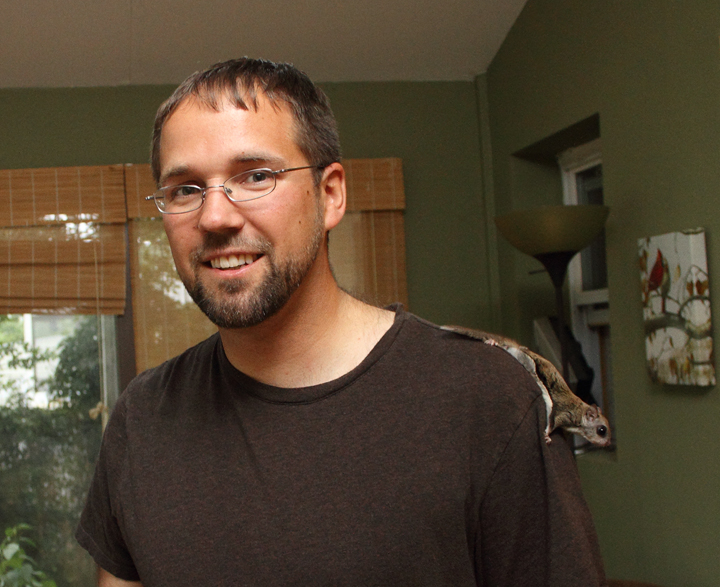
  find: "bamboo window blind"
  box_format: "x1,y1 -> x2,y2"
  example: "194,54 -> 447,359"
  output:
126,159 -> 407,373
129,218 -> 216,374
0,165 -> 127,315
330,158 -> 407,308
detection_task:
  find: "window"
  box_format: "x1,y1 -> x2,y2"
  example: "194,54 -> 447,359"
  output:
0,313 -> 115,586
0,165 -> 126,585
558,139 -> 615,451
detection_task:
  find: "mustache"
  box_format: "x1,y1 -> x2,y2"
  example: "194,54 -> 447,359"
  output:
190,232 -> 272,262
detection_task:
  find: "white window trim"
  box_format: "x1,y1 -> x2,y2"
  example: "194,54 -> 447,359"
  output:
558,138 -> 608,311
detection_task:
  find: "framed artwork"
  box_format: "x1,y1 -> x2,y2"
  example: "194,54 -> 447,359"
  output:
638,228 -> 714,386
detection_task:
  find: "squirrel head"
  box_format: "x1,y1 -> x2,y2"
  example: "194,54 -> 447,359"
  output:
580,405 -> 612,447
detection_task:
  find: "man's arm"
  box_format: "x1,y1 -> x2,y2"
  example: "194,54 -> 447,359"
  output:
477,397 -> 607,586
98,567 -> 143,587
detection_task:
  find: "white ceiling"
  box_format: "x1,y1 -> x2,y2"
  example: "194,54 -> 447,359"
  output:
2,0 -> 527,88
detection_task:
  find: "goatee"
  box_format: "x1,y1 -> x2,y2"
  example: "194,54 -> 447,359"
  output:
182,225 -> 324,329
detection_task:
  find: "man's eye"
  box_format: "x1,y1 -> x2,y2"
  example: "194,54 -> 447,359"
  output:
244,171 -> 272,185
169,185 -> 200,199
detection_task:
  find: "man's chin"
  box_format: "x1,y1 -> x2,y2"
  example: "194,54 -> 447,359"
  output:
185,278 -> 286,329
187,285 -> 254,328
184,274 -> 250,308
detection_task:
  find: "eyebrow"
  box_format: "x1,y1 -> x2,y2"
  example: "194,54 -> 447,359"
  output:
159,166 -> 192,185
231,154 -> 286,168
159,154 -> 287,186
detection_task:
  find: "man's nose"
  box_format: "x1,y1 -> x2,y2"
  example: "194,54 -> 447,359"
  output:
196,186 -> 246,233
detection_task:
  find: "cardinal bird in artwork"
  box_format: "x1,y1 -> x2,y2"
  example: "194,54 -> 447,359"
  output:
647,249 -> 670,313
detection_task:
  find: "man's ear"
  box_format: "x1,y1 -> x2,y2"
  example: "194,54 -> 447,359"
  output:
320,163 -> 346,231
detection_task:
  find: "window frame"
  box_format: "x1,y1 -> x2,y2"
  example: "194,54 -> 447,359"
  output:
558,139 -> 614,449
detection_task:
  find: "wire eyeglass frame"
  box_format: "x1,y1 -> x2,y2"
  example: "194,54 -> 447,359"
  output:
145,165 -> 322,214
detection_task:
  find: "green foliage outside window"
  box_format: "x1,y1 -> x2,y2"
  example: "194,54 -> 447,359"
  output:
0,316 -> 102,587
0,524 -> 57,587
0,317 -> 23,345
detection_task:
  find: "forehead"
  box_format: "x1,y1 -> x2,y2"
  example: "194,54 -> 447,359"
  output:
158,94 -> 301,177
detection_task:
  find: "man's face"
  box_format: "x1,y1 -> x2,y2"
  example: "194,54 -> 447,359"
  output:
158,95 -> 327,328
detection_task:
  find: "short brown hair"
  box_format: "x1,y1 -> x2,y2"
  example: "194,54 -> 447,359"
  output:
151,57 -> 341,184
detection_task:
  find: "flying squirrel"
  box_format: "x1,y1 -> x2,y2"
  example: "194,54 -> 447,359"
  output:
441,325 -> 611,448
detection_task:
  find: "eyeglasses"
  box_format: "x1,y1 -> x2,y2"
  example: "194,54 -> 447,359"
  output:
145,165 -> 321,214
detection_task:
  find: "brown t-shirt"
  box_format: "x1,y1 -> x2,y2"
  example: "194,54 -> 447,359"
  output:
76,307 -> 606,586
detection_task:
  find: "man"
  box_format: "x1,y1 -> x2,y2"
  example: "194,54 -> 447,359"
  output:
77,58 -> 606,586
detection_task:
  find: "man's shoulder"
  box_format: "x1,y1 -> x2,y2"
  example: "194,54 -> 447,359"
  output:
393,312 -> 544,404
386,312 -> 552,455
399,313 -> 530,369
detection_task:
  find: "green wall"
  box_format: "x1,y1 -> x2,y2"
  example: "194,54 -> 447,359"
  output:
0,86 -> 173,168
0,80 -> 491,329
485,1 -> 720,584
322,82 -> 491,327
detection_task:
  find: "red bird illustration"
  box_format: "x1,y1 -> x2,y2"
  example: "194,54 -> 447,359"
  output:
647,249 -> 670,313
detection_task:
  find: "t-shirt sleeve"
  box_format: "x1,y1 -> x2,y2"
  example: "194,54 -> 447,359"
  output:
475,395 -> 607,587
75,397 -> 141,582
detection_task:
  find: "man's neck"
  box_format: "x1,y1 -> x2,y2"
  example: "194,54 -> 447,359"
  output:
218,278 -> 395,388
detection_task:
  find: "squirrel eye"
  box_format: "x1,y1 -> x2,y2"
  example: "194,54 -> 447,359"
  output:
597,426 -> 607,437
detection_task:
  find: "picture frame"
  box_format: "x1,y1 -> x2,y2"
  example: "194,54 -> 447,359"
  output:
638,228 -> 715,386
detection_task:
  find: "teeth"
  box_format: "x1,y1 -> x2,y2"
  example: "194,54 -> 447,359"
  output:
210,254 -> 257,269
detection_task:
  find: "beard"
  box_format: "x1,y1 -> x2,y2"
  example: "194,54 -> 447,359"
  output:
181,212 -> 325,329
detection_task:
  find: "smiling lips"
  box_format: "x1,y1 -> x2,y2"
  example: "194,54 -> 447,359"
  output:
209,253 -> 261,269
